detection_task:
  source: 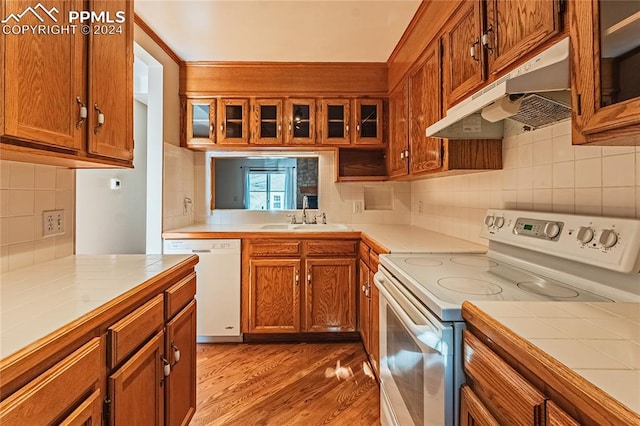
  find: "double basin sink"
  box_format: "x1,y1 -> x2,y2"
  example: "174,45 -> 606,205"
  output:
260,223 -> 351,231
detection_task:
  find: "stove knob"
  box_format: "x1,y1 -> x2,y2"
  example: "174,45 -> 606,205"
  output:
576,226 -> 595,244
484,215 -> 495,227
599,229 -> 618,248
494,216 -> 505,229
543,222 -> 561,239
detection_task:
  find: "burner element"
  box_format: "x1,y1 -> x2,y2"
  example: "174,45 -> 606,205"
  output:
404,258 -> 444,267
437,278 -> 503,295
450,256 -> 499,268
517,281 -> 579,298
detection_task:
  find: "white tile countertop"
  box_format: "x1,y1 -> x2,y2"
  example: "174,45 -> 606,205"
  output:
470,301 -> 640,415
162,223 -> 488,254
0,254 -> 194,359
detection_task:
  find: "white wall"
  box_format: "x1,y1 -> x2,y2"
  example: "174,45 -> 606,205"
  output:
163,143 -> 195,230
0,162 -> 75,272
75,101 -> 148,254
411,120 -> 640,245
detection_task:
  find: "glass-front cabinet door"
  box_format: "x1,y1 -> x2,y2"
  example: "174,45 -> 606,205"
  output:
571,0 -> 640,144
285,99 -> 316,145
184,98 -> 216,146
354,99 -> 384,145
217,99 -> 249,145
320,99 -> 351,145
252,99 -> 283,145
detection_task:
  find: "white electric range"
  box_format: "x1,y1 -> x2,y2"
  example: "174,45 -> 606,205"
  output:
374,209 -> 640,426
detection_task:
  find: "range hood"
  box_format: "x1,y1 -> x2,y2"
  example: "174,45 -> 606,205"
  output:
426,37 -> 571,139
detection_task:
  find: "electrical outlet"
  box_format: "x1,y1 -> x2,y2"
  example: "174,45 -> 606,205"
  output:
43,210 -> 65,236
418,201 -> 424,214
353,200 -> 363,214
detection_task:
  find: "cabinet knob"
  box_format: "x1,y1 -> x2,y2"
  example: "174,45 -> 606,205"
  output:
93,104 -> 104,134
470,39 -> 480,62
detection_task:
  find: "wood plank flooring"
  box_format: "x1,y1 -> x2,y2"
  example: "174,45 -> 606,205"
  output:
190,342 -> 380,426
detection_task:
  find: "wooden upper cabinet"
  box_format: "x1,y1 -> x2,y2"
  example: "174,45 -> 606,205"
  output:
387,82 -> 409,178
88,0 -> 134,162
353,99 -> 383,144
3,0 -> 85,151
251,99 -> 283,145
184,98 -> 216,146
485,0 -> 561,76
285,99 -> 316,145
217,99 -> 250,144
571,0 -> 640,145
304,258 -> 356,332
248,258 -> 301,333
443,0 -> 485,109
319,99 -> 351,145
409,41 -> 443,175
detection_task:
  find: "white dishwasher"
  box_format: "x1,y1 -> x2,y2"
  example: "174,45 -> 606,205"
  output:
163,239 -> 242,342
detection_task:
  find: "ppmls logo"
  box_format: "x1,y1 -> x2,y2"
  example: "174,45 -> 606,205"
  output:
1,2 -> 59,24
2,2 -> 126,36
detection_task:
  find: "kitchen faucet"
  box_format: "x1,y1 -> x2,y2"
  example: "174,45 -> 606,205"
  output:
302,195 -> 309,224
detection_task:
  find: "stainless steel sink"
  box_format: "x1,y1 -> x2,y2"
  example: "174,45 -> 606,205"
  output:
259,223 -> 350,231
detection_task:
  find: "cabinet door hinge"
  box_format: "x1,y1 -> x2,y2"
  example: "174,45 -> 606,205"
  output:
103,396 -> 111,425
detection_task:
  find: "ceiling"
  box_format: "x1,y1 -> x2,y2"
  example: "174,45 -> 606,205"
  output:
134,0 -> 422,62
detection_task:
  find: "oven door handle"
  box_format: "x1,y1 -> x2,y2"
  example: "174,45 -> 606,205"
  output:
375,273 -> 450,355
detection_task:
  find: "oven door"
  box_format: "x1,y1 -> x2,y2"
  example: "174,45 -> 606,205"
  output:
374,268 -> 454,426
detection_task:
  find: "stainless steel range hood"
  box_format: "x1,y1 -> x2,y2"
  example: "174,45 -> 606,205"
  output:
426,37 -> 571,139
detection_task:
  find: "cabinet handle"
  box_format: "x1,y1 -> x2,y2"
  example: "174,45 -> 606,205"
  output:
220,123 -> 225,133
93,104 -> 104,134
345,124 -> 350,136
307,267 -> 312,285
76,97 -> 87,128
162,357 -> 171,381
210,123 -> 214,134
288,120 -> 293,136
470,39 -> 480,62
295,270 -> 299,285
356,122 -> 361,137
171,342 -> 181,365
400,151 -> 404,160
482,25 -> 494,53
278,123 -> 282,136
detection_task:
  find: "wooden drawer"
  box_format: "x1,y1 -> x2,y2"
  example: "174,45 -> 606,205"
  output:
165,271 -> 196,319
463,330 -> 546,425
305,240 -> 358,256
108,294 -> 164,369
249,240 -> 301,257
0,338 -> 102,424
359,243 -> 370,265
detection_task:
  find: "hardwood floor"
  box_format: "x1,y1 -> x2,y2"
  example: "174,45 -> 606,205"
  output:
190,342 -> 380,426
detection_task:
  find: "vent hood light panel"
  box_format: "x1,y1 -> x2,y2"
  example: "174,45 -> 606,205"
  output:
427,37 -> 571,139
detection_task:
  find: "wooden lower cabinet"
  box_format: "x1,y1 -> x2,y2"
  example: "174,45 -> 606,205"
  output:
459,385 -> 499,426
108,331 -> 165,426
305,258 -> 357,332
248,258 -> 302,333
244,239 -> 358,335
0,338 -> 103,425
358,259 -> 371,348
165,300 -> 197,426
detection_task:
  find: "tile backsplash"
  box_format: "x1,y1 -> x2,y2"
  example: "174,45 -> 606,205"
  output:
163,143 -> 195,231
0,161 -> 75,272
411,120 -> 640,245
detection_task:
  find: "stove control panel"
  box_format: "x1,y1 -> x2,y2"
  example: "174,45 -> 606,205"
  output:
513,218 -> 563,240
481,209 -> 640,273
